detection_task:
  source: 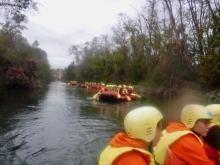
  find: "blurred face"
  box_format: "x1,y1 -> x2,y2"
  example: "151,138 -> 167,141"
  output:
192,119 -> 211,136
152,121 -> 163,147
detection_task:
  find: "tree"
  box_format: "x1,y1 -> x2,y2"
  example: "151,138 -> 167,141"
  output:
32,40 -> 39,47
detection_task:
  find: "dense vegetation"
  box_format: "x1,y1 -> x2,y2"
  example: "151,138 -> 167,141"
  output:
0,0 -> 52,88
65,0 -> 220,91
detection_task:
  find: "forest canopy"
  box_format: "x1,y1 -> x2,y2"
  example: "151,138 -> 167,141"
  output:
65,0 -> 220,90
0,0 -> 52,88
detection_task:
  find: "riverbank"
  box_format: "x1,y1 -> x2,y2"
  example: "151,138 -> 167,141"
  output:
134,85 -> 220,124
134,85 -> 220,104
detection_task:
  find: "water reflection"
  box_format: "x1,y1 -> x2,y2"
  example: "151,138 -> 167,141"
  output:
0,86 -> 49,164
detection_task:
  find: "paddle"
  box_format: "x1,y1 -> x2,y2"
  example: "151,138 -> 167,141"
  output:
93,92 -> 100,99
117,86 -> 122,98
131,93 -> 141,98
123,92 -> 131,101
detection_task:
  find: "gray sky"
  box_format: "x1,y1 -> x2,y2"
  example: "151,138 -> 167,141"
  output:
22,0 -> 146,69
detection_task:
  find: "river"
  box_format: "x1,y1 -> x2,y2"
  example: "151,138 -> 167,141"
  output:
0,81 -> 161,165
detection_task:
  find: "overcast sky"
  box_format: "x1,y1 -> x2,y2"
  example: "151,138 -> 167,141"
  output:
22,0 -> 146,69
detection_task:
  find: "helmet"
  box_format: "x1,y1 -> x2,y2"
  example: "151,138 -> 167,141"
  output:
124,106 -> 163,142
206,104 -> 220,125
181,104 -> 213,128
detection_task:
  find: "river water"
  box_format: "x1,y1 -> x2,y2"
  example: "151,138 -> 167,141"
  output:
0,81 -> 161,165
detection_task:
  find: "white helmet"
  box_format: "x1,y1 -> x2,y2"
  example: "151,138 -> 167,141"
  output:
181,104 -> 213,128
124,106 -> 163,142
206,104 -> 220,125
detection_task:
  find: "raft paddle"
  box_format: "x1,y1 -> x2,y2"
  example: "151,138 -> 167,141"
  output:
93,92 -> 100,99
131,93 -> 141,98
123,92 -> 131,101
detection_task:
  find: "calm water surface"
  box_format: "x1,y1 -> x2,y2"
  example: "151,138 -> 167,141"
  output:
0,81 -> 159,165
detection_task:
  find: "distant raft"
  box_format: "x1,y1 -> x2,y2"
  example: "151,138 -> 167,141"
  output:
68,81 -> 78,86
81,84 -> 102,89
98,91 -> 139,102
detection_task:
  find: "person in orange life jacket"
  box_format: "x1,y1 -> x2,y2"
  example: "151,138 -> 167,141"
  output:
123,85 -> 129,95
99,106 -> 163,165
202,104 -> 220,165
154,104 -> 214,165
100,85 -> 108,92
129,86 -> 135,94
117,85 -> 123,95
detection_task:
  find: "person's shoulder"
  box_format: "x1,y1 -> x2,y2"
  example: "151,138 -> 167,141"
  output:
114,150 -> 150,165
170,133 -> 204,153
178,133 -> 202,145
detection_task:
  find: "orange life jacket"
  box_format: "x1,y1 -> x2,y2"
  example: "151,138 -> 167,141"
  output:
99,132 -> 154,165
154,122 -> 214,165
